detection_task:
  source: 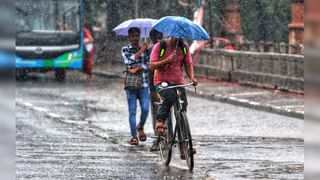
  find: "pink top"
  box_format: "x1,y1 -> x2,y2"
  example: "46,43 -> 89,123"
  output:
150,41 -> 193,85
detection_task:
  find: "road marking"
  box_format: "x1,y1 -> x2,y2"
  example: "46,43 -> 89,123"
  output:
281,105 -> 304,109
33,107 -> 48,112
229,97 -> 249,103
296,110 -> 304,114
248,101 -> 260,106
61,120 -> 88,124
135,150 -> 158,157
47,113 -> 60,118
23,102 -> 33,107
229,91 -> 270,97
170,163 -> 189,170
17,100 -> 61,119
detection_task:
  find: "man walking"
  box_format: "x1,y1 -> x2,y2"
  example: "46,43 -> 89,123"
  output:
121,27 -> 149,145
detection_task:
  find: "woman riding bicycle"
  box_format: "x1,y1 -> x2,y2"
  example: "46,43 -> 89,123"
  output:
149,37 -> 198,135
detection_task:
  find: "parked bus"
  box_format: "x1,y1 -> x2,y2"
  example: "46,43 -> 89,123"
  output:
15,0 -> 84,81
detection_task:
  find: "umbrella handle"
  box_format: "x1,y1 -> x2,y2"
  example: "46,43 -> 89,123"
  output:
175,38 -> 179,50
174,37 -> 181,53
144,27 -> 147,43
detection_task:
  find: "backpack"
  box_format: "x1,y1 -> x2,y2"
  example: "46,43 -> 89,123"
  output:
159,40 -> 188,59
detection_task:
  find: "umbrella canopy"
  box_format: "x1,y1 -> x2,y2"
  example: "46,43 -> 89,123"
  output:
112,18 -> 157,38
152,16 -> 209,40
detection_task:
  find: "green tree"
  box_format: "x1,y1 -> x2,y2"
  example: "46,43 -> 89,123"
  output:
240,0 -> 291,42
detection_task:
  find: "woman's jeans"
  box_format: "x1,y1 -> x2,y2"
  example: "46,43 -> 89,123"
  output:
157,87 -> 188,121
125,88 -> 150,136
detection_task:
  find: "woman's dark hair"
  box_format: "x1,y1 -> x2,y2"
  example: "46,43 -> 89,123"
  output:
149,29 -> 163,42
128,27 -> 140,35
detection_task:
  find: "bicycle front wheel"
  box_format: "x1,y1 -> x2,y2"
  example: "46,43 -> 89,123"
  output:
180,111 -> 194,171
159,114 -> 173,166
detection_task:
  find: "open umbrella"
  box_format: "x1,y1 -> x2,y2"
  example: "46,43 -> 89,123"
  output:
112,18 -> 157,39
152,16 -> 209,40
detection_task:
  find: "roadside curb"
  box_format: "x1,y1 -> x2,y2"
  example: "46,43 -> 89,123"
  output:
93,70 -> 304,120
185,87 -> 304,119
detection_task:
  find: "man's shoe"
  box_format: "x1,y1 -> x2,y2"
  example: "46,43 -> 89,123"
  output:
150,141 -> 160,151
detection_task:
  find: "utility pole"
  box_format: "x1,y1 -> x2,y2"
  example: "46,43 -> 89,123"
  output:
134,0 -> 139,18
106,0 -> 119,36
255,0 -> 267,42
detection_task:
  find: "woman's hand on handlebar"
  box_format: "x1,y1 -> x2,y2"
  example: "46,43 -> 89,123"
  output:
191,78 -> 198,86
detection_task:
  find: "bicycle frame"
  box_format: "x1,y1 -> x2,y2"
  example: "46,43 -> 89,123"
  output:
170,88 -> 184,147
158,83 -> 192,149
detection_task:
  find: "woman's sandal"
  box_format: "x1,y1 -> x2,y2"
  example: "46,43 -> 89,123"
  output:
130,136 -> 139,145
155,120 -> 165,135
137,125 -> 147,142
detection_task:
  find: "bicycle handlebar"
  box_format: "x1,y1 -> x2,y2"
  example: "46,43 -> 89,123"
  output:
158,82 -> 197,93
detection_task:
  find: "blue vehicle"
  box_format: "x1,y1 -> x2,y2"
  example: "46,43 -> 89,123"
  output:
15,0 -> 84,80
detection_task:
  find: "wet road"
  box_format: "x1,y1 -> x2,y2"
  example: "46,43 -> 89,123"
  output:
16,72 -> 304,179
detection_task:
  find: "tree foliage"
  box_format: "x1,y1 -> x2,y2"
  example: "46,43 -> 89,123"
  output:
84,0 -> 291,42
240,0 -> 291,42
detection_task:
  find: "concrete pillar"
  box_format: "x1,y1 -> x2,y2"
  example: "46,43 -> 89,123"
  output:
258,41 -> 265,52
305,0 -> 320,43
288,0 -> 304,53
248,41 -> 257,52
222,0 -> 242,41
134,0 -> 140,18
266,42 -> 275,53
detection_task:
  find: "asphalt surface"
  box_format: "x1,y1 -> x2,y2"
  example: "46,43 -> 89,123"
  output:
16,71 -> 304,179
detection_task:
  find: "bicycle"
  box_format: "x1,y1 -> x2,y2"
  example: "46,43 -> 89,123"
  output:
155,82 -> 196,171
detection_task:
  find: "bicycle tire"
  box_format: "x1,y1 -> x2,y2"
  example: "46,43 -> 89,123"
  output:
180,111 -> 194,171
159,112 -> 173,166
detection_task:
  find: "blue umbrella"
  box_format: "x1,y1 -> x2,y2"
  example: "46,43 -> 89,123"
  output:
152,16 -> 209,40
112,18 -> 157,38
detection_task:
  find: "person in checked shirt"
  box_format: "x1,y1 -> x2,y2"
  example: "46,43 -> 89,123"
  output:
121,27 -> 149,145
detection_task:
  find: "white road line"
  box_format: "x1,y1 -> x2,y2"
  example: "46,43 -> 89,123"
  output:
61,120 -> 88,124
33,107 -> 48,112
281,105 -> 304,109
135,150 -> 158,157
17,100 -> 61,118
248,101 -> 260,106
271,105 -> 304,110
23,102 -> 33,107
229,91 -> 270,97
270,105 -> 282,109
170,163 -> 189,170
47,113 -> 60,118
230,97 -> 249,103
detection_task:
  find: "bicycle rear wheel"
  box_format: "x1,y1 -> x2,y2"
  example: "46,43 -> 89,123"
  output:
159,114 -> 173,166
180,111 -> 194,171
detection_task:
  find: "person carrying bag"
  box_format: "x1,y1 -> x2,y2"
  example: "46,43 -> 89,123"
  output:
121,27 -> 150,145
